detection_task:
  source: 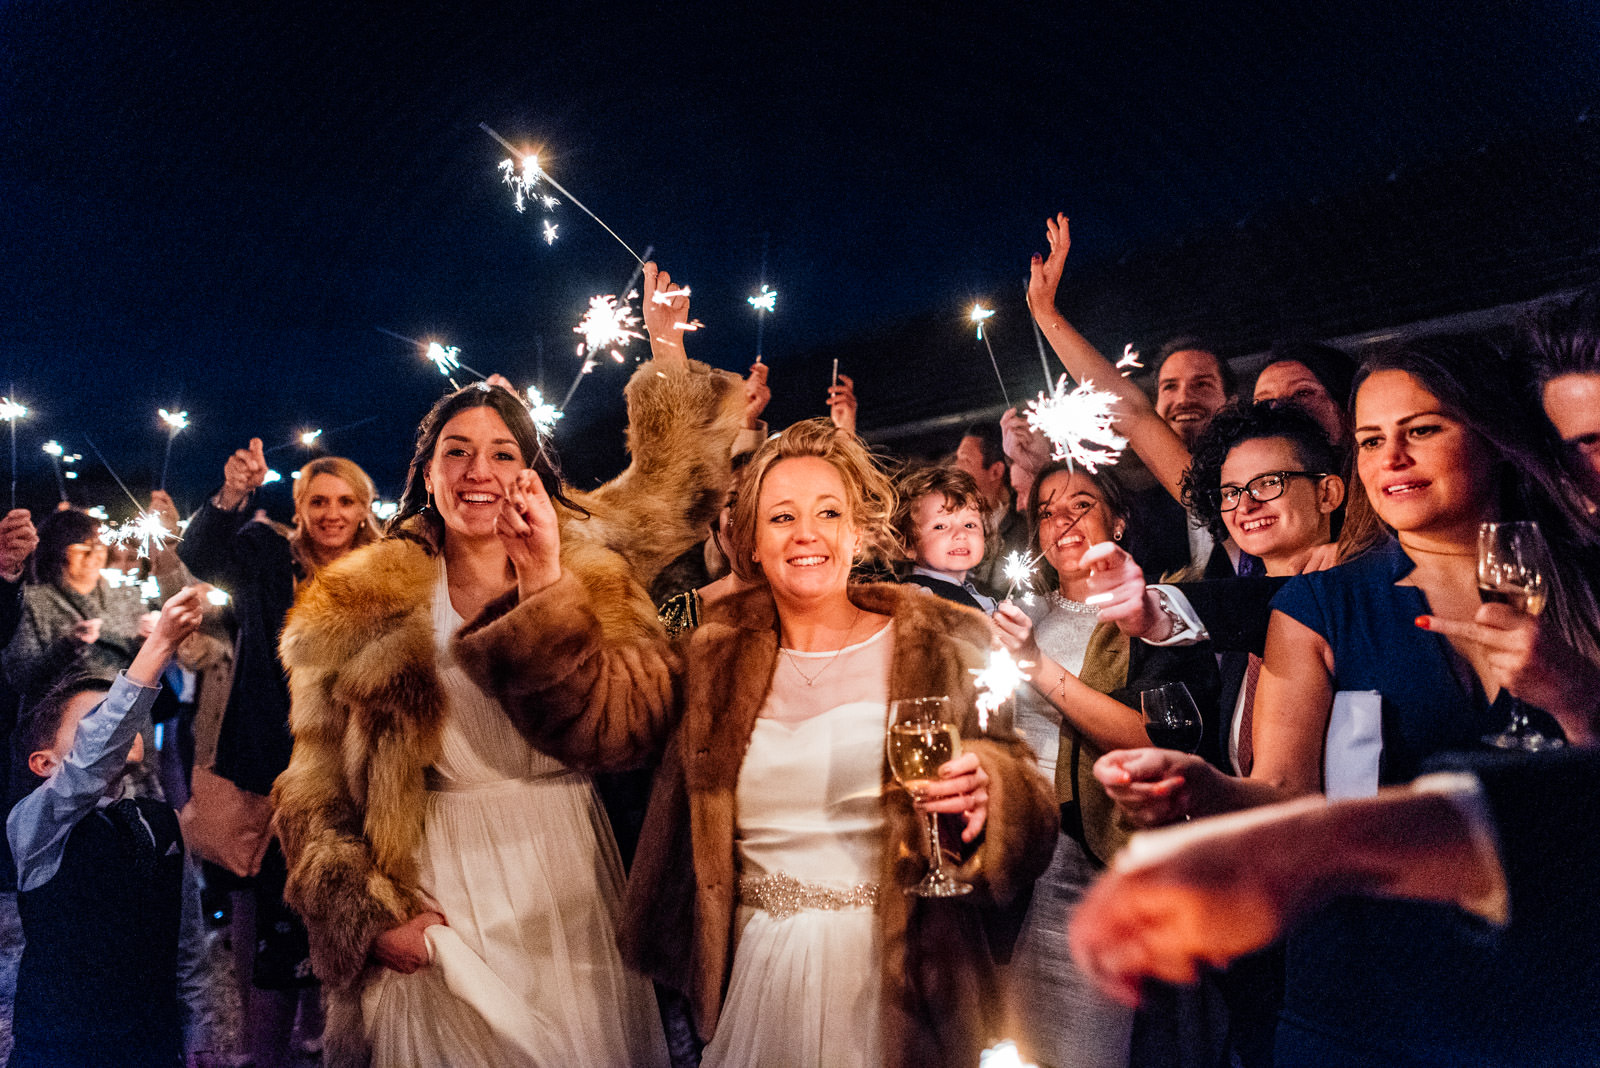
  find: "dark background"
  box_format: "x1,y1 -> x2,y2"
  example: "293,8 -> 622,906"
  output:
3,1 -> 1597,517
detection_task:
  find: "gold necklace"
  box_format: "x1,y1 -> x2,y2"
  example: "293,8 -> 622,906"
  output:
781,607 -> 863,687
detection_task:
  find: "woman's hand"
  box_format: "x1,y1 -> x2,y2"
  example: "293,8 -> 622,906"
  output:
1000,407 -> 1050,507
642,262 -> 691,368
743,361 -> 771,430
0,509 -> 37,582
497,469 -> 562,599
372,910 -> 446,975
1418,605 -> 1600,744
827,373 -> 857,435
1094,748 -> 1217,827
72,618 -> 103,645
1081,542 -> 1169,639
1026,212 -> 1071,319
990,601 -> 1042,663
216,438 -> 268,511
914,751 -> 991,842
137,611 -> 160,639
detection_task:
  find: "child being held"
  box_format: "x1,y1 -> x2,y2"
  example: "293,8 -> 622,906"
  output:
7,585 -> 207,1068
893,465 -> 998,613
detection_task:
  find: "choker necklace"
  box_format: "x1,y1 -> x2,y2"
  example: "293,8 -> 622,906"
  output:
1048,590 -> 1101,615
782,607 -> 863,687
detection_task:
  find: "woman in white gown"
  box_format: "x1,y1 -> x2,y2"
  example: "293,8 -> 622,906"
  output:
455,416 -> 1059,1068
273,264 -> 743,1068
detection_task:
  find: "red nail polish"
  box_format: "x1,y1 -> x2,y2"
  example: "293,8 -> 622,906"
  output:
1415,615 -> 1430,630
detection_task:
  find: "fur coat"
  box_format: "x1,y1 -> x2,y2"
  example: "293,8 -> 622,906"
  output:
454,577 -> 1060,1068
271,357 -> 742,1068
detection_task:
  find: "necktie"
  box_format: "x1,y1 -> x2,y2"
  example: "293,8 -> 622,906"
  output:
1236,653 -> 1262,775
104,798 -> 157,881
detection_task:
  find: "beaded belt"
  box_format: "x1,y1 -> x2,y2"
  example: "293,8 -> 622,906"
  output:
738,872 -> 880,919
424,767 -> 578,793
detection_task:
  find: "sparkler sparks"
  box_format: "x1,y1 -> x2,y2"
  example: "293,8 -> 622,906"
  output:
1002,550 -> 1037,592
1025,376 -> 1127,473
573,292 -> 644,362
482,125 -> 647,266
426,343 -> 462,376
42,441 -> 62,457
158,409 -> 189,432
498,154 -> 544,214
300,429 -> 323,446
748,285 -> 777,314
0,399 -> 26,423
971,649 -> 1032,733
980,1040 -> 1039,1068
525,386 -> 562,435
263,470 -> 283,484
970,304 -> 996,340
1116,344 -> 1144,372
372,501 -> 399,521
206,588 -> 231,606
542,220 -> 558,245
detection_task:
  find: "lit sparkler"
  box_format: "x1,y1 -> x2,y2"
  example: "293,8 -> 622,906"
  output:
263,469 -> 282,484
980,1040 -> 1039,1068
542,220 -> 558,245
157,408 -> 189,490
372,500 -> 399,521
300,429 -> 323,446
122,512 -> 176,560
1025,376 -> 1127,473
748,285 -> 777,314
1116,344 -> 1144,373
1002,550 -> 1037,593
573,292 -> 644,362
968,305 -> 1011,407
525,386 -> 562,436
482,125 -> 647,266
42,441 -> 68,502
206,587 -> 231,606
971,648 -> 1032,733
427,343 -> 461,376
1,395 -> 24,509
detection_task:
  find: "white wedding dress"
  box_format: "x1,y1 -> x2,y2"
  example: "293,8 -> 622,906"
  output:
360,561 -> 669,1068
701,623 -> 893,1068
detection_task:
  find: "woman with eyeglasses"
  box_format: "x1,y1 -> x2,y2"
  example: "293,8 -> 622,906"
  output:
1094,337 -> 1600,1066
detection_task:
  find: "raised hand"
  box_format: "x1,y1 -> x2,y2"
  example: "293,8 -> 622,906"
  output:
642,262 -> 691,367
1026,213 -> 1071,318
0,509 -> 38,582
1081,543 -> 1166,639
990,601 -> 1042,664
828,372 -> 857,435
743,361 -> 772,430
217,438 -> 269,511
1094,747 -> 1216,827
484,373 -> 519,397
496,468 -> 562,599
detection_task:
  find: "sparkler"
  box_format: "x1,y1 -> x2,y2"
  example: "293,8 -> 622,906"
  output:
0,395 -> 24,509
157,408 -> 189,490
372,500 -> 399,521
542,220 -> 558,245
376,328 -> 487,387
263,469 -> 283,484
573,291 -> 644,363
42,441 -> 68,502
1025,376 -> 1127,473
980,1040 -> 1039,1068
206,588 -> 231,606
481,124 -> 647,267
525,385 -> 562,436
265,415 -> 379,456
1027,279 -> 1056,390
1116,343 -> 1144,373
969,305 -> 1011,408
557,249 -> 653,412
748,285 -> 778,314
971,648 -> 1032,733
300,429 -> 323,447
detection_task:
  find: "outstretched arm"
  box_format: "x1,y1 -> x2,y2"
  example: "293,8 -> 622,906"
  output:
1027,213 -> 1193,500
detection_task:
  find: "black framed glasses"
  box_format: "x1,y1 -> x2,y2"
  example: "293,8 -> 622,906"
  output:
1213,471 -> 1328,511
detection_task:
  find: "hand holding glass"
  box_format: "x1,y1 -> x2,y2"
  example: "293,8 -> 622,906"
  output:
1141,682 -> 1204,755
886,696 -> 973,897
1478,521 -> 1563,751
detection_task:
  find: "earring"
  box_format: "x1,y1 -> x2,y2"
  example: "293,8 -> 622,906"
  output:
1114,527 -> 1124,541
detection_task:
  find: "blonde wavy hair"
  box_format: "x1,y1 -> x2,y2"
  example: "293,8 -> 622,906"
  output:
727,418 -> 903,584
290,456 -> 383,573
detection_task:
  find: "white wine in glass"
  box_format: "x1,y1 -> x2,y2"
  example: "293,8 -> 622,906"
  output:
1478,521 -> 1564,751
886,696 -> 972,897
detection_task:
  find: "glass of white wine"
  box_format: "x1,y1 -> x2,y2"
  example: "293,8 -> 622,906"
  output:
1478,521 -> 1564,751
886,696 -> 973,897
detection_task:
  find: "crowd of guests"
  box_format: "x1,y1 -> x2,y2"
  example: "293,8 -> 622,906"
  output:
1,240 -> 1598,1068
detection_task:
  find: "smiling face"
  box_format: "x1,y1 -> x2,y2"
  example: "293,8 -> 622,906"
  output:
1035,469 -> 1119,582
1541,371 -> 1600,502
1354,369 -> 1497,541
1218,436 -> 1338,564
909,494 -> 985,576
1254,359 -> 1347,444
424,406 -> 526,543
752,455 -> 860,607
1155,348 -> 1230,448
296,472 -> 367,557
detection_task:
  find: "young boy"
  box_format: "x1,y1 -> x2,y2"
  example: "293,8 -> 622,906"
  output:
7,585 -> 206,1068
893,465 -> 998,613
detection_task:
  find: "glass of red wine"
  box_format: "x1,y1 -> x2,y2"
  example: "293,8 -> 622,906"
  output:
1141,682 -> 1204,754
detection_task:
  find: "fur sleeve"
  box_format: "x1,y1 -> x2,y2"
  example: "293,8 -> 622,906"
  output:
950,735 -> 1060,905
564,358 -> 743,590
453,568 -> 683,772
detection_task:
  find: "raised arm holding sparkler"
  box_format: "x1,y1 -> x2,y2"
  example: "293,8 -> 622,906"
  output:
827,373 -> 857,435
1027,213 -> 1193,501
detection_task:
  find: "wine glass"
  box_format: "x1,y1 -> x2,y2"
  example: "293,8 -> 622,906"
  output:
1478,521 -> 1564,751
886,696 -> 972,897
1141,682 -> 1204,755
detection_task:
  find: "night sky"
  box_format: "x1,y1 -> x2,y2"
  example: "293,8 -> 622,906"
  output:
3,1 -> 1596,512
